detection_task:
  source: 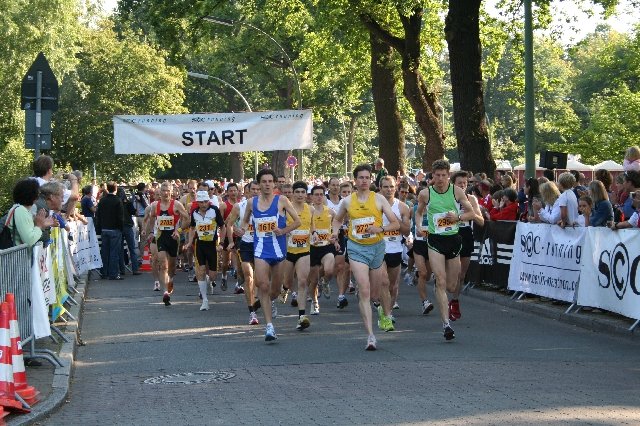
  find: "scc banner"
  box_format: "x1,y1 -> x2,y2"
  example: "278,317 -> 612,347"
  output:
508,223 -> 585,302
578,228 -> 640,320
468,221 -> 516,289
67,218 -> 103,275
113,110 -> 313,154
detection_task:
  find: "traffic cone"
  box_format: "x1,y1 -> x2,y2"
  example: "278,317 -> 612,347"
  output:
140,245 -> 152,272
4,294 -> 39,406
0,303 -> 27,412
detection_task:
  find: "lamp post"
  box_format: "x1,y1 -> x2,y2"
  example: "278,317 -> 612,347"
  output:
203,15 -> 304,179
187,71 -> 259,176
523,0 -> 536,179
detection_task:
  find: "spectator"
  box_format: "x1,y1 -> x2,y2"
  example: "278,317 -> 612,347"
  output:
621,171 -> 640,219
543,169 -> 555,182
612,191 -> 640,229
570,170 -> 587,199
374,158 -> 388,188
477,180 -> 492,210
537,176 -> 549,185
96,182 -> 124,280
7,179 -> 55,247
576,195 -> 593,227
623,146 -> 640,172
500,174 -> 515,190
80,185 -> 96,218
117,187 -> 140,276
32,155 -> 79,211
533,181 -> 561,224
35,181 -> 66,244
556,172 -> 580,227
594,169 -> 613,202
490,188 -> 519,221
521,177 -> 541,221
588,180 -> 614,227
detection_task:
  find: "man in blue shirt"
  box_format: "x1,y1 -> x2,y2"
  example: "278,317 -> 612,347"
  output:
622,171 -> 640,220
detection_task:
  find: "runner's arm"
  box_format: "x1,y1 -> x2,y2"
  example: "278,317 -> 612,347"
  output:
399,202 -> 411,236
331,198 -> 349,239
278,197 -> 301,235
377,194 -> 400,233
454,187 -> 476,222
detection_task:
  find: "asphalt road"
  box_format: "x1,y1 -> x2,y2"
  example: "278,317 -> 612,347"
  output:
44,269 -> 640,425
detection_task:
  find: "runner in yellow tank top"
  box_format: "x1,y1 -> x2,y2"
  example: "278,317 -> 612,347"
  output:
308,186 -> 337,313
331,164 -> 400,351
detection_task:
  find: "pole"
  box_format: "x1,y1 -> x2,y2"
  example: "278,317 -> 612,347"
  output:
35,71 -> 42,158
524,0 -> 536,179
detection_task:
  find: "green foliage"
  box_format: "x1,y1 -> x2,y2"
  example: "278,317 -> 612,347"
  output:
52,21 -> 187,182
0,139 -> 34,213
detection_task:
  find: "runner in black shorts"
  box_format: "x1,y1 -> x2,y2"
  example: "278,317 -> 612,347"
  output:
309,185 -> 337,311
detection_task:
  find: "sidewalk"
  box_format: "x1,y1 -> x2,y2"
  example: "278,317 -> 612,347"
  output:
6,273 -> 638,424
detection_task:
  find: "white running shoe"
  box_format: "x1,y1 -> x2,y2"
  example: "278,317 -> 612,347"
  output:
249,312 -> 259,325
200,300 -> 209,311
153,281 -> 160,291
265,324 -> 277,341
310,302 -> 320,315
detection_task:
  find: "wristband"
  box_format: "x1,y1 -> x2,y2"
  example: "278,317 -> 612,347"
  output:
176,227 -> 182,233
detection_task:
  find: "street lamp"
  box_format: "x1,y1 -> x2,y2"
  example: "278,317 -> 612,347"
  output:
187,71 -> 259,176
203,15 -> 305,179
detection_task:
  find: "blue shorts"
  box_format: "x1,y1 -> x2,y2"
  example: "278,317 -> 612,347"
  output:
346,239 -> 385,270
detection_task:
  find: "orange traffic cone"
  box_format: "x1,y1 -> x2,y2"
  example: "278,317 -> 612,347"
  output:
4,294 -> 39,406
140,245 -> 152,272
0,303 -> 27,412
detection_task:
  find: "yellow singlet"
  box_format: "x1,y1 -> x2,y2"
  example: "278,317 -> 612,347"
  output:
347,192 -> 383,245
311,205 -> 332,247
287,203 -> 311,254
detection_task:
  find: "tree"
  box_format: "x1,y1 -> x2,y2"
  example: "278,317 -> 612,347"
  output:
52,22 -> 187,181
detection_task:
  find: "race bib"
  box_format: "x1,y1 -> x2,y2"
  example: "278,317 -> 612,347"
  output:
255,216 -> 278,238
351,216 -> 375,240
247,223 -> 255,237
314,229 -> 331,246
157,215 -> 174,231
288,230 -> 310,249
433,212 -> 457,234
383,229 -> 401,242
196,221 -> 215,241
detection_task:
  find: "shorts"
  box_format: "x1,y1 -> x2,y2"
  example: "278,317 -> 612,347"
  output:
384,252 -> 402,268
346,239 -> 385,270
427,233 -> 462,260
156,232 -> 178,257
238,240 -> 254,263
459,226 -> 474,258
412,240 -> 429,259
335,230 -> 347,256
195,240 -> 218,269
286,251 -> 309,264
221,235 -> 231,250
256,257 -> 284,266
310,244 -> 335,267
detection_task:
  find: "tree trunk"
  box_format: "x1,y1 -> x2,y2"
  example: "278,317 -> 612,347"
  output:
369,28 -> 405,178
361,9 -> 445,172
230,152 -> 244,182
445,0 -> 496,176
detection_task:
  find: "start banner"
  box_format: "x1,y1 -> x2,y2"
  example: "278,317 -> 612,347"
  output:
578,228 -> 640,320
113,110 -> 313,154
508,222 -> 586,302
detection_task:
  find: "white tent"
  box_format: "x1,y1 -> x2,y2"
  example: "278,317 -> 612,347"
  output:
564,159 -> 593,171
592,160 -> 624,171
495,160 -> 512,170
450,162 -> 461,171
513,163 -> 544,170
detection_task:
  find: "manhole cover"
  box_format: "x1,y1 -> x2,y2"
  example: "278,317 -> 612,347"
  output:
143,371 -> 236,385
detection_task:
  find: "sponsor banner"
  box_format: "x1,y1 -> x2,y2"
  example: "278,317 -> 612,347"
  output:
30,245 -> 51,338
36,241 -> 55,306
49,228 -> 68,321
68,218 -> 103,274
113,110 -> 313,154
578,228 -> 640,320
508,223 -> 585,302
469,221 -> 516,288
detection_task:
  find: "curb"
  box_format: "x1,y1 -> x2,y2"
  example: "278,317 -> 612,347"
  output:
466,285 -> 639,340
9,276 -> 86,425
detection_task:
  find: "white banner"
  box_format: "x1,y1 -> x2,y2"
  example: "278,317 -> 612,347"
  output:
68,218 -> 103,274
113,110 -> 313,154
577,228 -> 640,320
30,245 -> 51,339
36,243 -> 56,307
508,222 -> 586,302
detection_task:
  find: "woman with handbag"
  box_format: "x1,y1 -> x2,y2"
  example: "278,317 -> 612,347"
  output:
5,178 -> 56,248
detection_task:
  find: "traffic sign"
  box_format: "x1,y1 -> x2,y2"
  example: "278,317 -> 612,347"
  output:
21,52 -> 58,111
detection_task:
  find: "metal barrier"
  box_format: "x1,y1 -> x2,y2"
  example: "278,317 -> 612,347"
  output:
0,244 -> 33,342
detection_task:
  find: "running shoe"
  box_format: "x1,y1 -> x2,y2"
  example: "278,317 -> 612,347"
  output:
278,288 -> 290,304
221,277 -> 228,291
153,281 -> 160,291
271,300 -> 278,318
310,302 -> 320,315
236,275 -> 245,287
365,334 -> 377,351
337,296 -> 348,309
443,325 -> 455,341
402,273 -> 414,287
232,269 -> 238,279
188,273 -> 196,282
296,315 -> 310,331
290,292 -> 298,307
321,278 -> 330,299
347,283 -> 356,294
265,324 -> 277,342
163,292 -> 171,306
167,281 -> 174,294
249,312 -> 259,325
200,300 -> 209,311
422,300 -> 434,315
449,299 -> 461,321
393,302 -> 400,310
183,265 -> 190,273
377,306 -> 394,332
234,285 -> 245,294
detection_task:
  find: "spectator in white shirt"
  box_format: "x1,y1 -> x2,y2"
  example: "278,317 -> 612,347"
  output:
532,181 -> 561,224
556,172 -> 580,227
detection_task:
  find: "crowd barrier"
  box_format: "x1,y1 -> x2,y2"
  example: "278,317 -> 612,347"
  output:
468,220 -> 640,331
0,218 -> 103,367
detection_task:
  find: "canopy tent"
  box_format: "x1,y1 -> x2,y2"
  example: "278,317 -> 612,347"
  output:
450,162 -> 461,172
592,160 -> 624,171
564,159 -> 593,171
495,160 -> 512,170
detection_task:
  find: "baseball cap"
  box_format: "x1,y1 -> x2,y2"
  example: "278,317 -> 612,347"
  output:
196,191 -> 210,202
